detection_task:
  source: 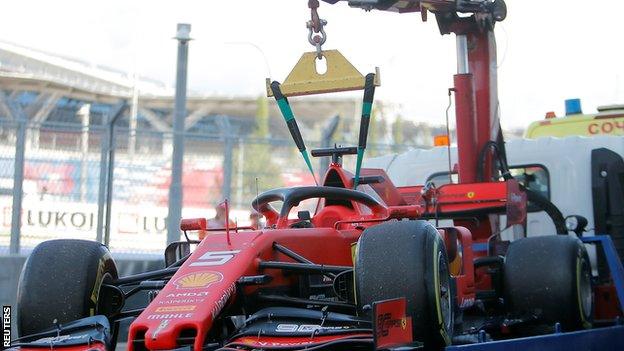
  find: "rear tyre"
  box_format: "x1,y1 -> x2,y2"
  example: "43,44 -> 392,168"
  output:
355,220 -> 453,349
17,239 -> 118,336
504,235 -> 592,331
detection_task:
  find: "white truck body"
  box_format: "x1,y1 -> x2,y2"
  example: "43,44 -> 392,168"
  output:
364,136 -> 624,241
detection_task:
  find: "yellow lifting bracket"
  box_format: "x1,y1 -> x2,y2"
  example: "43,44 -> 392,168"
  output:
266,50 -> 381,97
266,1 -> 381,187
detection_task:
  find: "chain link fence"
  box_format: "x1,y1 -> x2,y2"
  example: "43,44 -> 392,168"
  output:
0,120 -> 17,249
0,120 -> 104,250
0,117 -> 412,254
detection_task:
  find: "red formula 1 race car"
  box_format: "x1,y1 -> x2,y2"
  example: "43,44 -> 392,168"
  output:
9,145 -> 618,351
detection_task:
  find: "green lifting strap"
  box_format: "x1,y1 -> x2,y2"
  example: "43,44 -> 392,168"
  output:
353,73 -> 377,189
270,81 -> 318,185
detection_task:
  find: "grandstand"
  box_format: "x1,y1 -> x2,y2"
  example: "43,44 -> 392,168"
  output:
0,40 -> 365,142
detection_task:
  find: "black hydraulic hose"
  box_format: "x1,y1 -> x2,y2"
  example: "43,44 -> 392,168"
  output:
476,140 -> 567,234
523,186 -> 567,234
496,125 -> 510,174
477,141 -> 511,182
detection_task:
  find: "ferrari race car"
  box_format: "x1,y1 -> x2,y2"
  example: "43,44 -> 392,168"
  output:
10,145 -> 615,351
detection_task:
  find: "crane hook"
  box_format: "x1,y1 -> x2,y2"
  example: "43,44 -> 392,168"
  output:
307,0 -> 327,59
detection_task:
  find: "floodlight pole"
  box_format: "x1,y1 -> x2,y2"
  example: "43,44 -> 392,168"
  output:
167,23 -> 192,245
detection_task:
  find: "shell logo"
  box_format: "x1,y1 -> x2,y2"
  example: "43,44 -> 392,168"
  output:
173,271 -> 223,289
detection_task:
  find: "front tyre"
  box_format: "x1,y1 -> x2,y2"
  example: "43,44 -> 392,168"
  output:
17,239 -> 118,336
355,220 -> 453,349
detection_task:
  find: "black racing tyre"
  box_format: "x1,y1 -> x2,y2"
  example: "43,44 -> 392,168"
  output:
503,235 -> 592,331
355,220 -> 453,349
17,239 -> 118,336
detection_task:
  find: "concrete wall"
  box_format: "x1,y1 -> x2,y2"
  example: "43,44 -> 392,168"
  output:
0,253 -> 163,342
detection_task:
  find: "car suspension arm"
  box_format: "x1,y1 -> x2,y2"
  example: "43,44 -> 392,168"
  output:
257,294 -> 356,310
111,266 -> 179,286
259,261 -> 351,274
273,242 -> 336,279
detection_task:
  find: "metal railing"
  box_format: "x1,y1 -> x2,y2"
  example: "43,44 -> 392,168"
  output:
0,116 -> 412,254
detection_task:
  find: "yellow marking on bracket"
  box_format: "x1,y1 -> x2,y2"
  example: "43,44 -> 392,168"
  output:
266,50 -> 380,97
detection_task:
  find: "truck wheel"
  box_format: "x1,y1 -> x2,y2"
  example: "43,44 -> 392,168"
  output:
17,239 -> 118,336
355,220 -> 453,349
504,235 -> 592,331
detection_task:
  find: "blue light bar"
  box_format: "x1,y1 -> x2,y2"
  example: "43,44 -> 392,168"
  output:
565,98 -> 582,116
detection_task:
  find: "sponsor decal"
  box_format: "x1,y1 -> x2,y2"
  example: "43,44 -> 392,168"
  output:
237,338 -> 317,347
276,324 -> 320,333
155,305 -> 196,313
236,337 -> 356,347
377,314 -> 408,335
151,320 -> 169,340
165,291 -> 209,298
2,199 -> 253,240
275,324 -> 350,333
34,333 -> 90,344
146,313 -> 193,320
158,298 -> 205,305
189,250 -> 240,267
211,283 -> 236,319
373,298 -> 413,349
466,191 -> 475,199
2,306 -> 10,348
24,209 -> 96,231
173,271 -> 222,289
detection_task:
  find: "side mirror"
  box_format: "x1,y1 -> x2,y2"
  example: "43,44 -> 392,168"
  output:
490,0 -> 508,22
164,241 -> 191,267
565,215 -> 588,236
